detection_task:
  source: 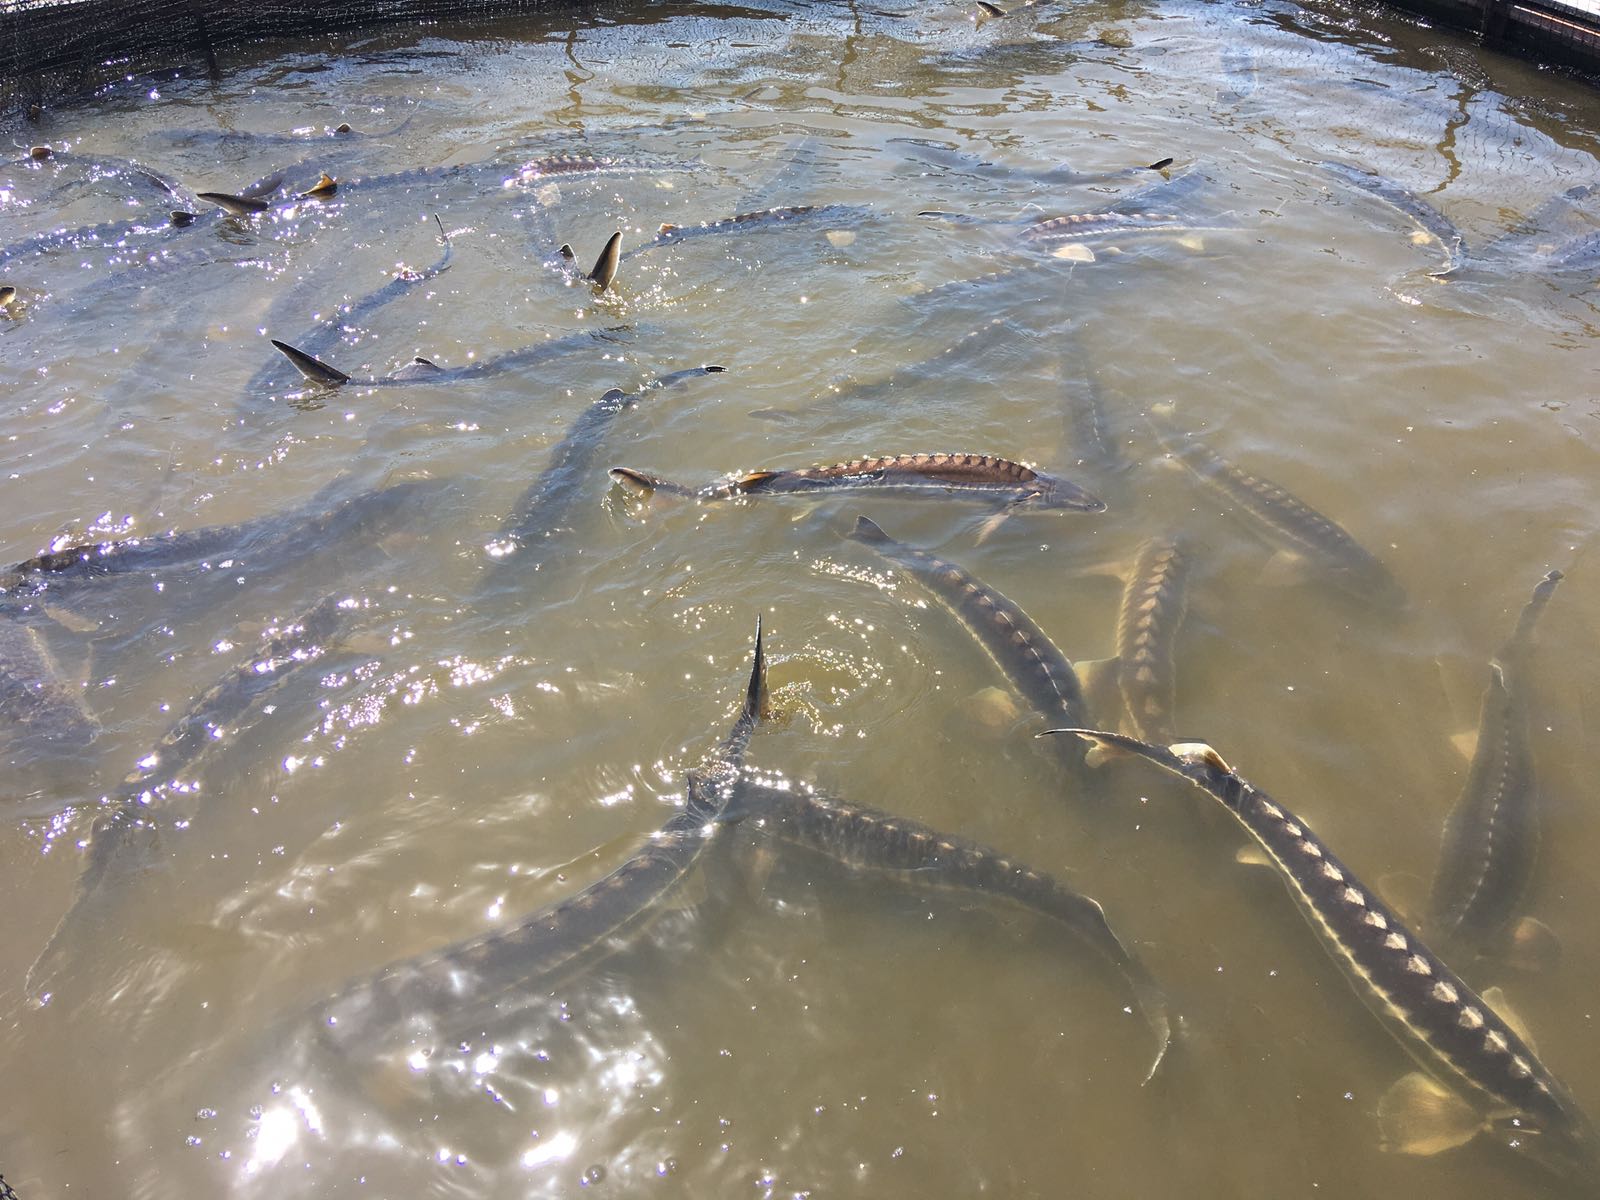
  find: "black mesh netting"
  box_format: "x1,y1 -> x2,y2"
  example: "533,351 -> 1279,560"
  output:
0,0 -> 578,120
0,1173 -> 18,1200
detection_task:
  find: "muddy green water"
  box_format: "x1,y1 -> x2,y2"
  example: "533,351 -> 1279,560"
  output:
4,0 -> 1600,1195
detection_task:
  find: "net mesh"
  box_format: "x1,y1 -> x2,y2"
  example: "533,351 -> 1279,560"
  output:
0,1174 -> 18,1200
1,0 -> 572,120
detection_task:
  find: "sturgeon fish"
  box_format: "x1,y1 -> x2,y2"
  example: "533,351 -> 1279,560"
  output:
609,453 -> 1105,515
1099,536 -> 1191,747
721,775 -> 1172,1079
19,148 -> 200,212
480,366 -> 725,585
1427,569 -> 1563,970
268,326 -> 627,392
27,594 -> 360,998
1318,160 -> 1463,275
1049,729 -> 1600,1184
1016,209 -> 1215,246
0,613 -> 100,763
889,137 -> 1172,185
508,153 -> 703,187
310,619 -> 767,1057
846,515 -> 1091,771
0,477 -> 456,606
620,204 -> 872,260
1151,409 -> 1405,609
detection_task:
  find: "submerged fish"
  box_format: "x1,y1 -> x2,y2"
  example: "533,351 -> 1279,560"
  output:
1057,323 -> 1125,471
1427,570 -> 1563,971
1016,209 -> 1214,247
268,326 -> 626,393
508,153 -> 702,187
27,594 -> 361,998
0,614 -> 99,765
1,477 -> 456,606
609,453 -> 1105,515
1319,160 -> 1463,275
1150,408 -> 1405,609
310,619 -> 768,1056
846,515 -> 1091,771
889,137 -> 1171,186
1090,536 -> 1191,748
721,775 -> 1172,1080
621,204 -> 872,260
1051,729 -> 1600,1184
480,366 -> 726,585
20,149 -> 200,211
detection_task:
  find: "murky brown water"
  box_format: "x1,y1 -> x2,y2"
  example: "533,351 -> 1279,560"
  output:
4,0 -> 1600,1195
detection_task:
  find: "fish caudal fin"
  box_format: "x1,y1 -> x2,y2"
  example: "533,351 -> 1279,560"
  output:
1378,1072 -> 1485,1156
270,339 -> 351,387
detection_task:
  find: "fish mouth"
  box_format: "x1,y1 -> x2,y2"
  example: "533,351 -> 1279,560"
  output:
1046,483 -> 1108,513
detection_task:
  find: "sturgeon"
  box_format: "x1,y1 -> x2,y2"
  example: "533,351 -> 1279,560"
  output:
721,775 -> 1172,1079
1151,409 -> 1405,608
609,453 -> 1105,514
620,204 -> 872,260
480,366 -> 725,585
0,477 -> 456,606
1016,209 -> 1214,246
889,137 -> 1172,185
27,594 -> 360,998
1049,729 -> 1600,1184
310,620 -> 767,1056
508,153 -> 703,187
0,614 -> 100,762
1108,536 -> 1191,746
846,515 -> 1091,770
1319,160 -> 1463,275
1427,569 -> 1563,969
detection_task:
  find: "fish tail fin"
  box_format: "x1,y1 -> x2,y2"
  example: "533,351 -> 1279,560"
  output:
608,467 -> 696,498
270,339 -> 351,387
847,514 -> 890,544
588,230 -> 622,292
299,172 -> 337,199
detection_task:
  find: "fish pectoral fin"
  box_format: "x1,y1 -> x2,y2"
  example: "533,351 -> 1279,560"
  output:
1175,235 -> 1205,252
41,603 -> 101,635
1234,844 -> 1273,868
972,508 -> 1011,545
1074,657 -> 1123,734
1376,871 -> 1427,925
1480,986 -> 1540,1054
1378,1072 -> 1486,1156
1256,549 -> 1313,587
1449,729 -> 1479,760
1505,916 -> 1562,973
1051,244 -> 1097,262
965,685 -> 1025,739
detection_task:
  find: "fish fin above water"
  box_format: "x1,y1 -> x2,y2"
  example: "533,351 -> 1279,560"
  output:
1052,244 -> 1097,262
608,467 -> 696,498
169,210 -> 197,226
269,339 -> 352,387
197,190 -> 269,215
732,471 -> 781,492
588,230 -> 622,292
1378,1072 -> 1485,1156
558,243 -> 576,262
298,172 -> 337,200
1377,871 -> 1426,924
1505,916 -> 1561,973
977,1 -> 1007,14
1146,157 -> 1175,171
1479,986 -> 1539,1055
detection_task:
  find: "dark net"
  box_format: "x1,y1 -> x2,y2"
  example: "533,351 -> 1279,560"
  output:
0,1173 -> 18,1200
1,0 -> 577,120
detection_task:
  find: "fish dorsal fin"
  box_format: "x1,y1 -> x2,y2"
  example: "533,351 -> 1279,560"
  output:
1506,916 -> 1562,973
977,0 -> 1007,14
733,471 -> 780,492
1480,986 -> 1539,1054
1377,871 -> 1426,925
588,230 -> 622,292
1235,844 -> 1273,868
1378,1072 -> 1485,1156
657,222 -> 678,235
299,172 -> 337,199
269,339 -> 351,387
558,243 -> 576,262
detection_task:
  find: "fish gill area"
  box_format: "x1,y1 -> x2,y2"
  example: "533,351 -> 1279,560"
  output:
3,0 -> 1600,1195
